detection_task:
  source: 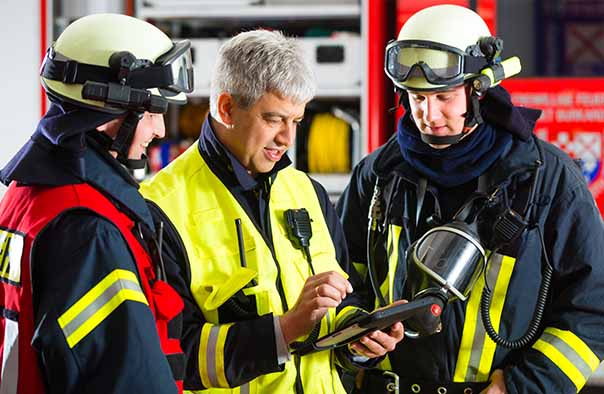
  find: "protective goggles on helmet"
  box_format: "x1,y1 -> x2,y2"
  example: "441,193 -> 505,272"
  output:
149,40 -> 194,95
384,40 -> 488,88
41,39 -> 194,94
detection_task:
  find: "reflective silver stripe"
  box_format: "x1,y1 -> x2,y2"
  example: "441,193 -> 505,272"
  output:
464,254 -> 504,381
541,331 -> 593,380
61,279 -> 144,340
0,318 -> 18,394
240,383 -> 250,394
206,325 -> 221,387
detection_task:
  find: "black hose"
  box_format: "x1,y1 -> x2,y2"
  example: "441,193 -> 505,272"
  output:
224,297 -> 255,318
480,226 -> 553,349
290,322 -> 322,354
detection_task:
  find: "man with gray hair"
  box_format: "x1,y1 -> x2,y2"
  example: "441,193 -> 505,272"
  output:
141,30 -> 404,393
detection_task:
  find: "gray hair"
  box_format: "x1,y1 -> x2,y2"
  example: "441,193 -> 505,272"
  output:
209,30 -> 316,118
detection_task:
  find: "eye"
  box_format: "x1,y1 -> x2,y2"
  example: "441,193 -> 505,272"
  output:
410,94 -> 425,103
264,117 -> 281,125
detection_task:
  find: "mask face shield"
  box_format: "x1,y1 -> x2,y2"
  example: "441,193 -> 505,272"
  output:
403,221 -> 487,337
410,222 -> 487,302
385,40 -> 487,90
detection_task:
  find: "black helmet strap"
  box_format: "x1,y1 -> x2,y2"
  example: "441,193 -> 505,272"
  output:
463,86 -> 484,128
109,111 -> 148,170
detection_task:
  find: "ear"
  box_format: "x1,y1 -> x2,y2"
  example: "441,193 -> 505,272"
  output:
217,92 -> 235,127
96,116 -> 125,138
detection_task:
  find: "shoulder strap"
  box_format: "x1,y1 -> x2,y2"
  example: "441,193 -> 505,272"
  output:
68,183 -> 157,313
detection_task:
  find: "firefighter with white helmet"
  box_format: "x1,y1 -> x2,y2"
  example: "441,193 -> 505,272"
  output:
338,4 -> 604,394
0,13 -> 193,393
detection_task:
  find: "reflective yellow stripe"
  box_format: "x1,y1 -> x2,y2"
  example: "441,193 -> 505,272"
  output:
199,324 -> 212,388
533,327 -> 600,391
379,224 -> 402,305
545,328 -> 600,370
376,224 -> 402,308
476,255 -> 515,381
199,323 -> 233,388
57,269 -> 148,348
533,340 -> 585,390
454,254 -> 515,382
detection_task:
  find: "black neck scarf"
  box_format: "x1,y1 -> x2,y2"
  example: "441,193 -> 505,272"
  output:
396,112 -> 512,188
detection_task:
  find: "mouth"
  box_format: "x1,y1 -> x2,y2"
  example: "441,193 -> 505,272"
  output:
425,125 -> 449,135
141,139 -> 153,148
264,147 -> 285,161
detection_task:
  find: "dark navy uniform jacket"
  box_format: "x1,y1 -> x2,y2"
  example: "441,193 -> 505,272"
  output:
0,104 -> 179,393
337,91 -> 604,393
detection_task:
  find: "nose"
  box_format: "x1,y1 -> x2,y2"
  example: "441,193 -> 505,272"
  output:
153,114 -> 166,139
276,120 -> 296,147
423,96 -> 442,124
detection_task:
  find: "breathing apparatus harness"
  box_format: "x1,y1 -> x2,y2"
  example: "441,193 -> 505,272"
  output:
40,41 -> 193,169
366,140 -> 553,349
387,36 -> 522,146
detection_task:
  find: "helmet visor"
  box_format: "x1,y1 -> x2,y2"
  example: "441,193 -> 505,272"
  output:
385,40 -> 482,87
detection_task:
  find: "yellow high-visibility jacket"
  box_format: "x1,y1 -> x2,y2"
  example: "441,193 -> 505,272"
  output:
141,142 -> 355,394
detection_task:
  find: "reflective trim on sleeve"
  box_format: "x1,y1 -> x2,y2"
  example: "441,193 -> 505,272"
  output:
199,323 -> 233,388
1,317 -> 19,394
57,269 -> 148,348
533,327 -> 600,391
454,253 -> 516,382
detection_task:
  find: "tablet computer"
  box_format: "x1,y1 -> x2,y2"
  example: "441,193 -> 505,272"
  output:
294,296 -> 441,356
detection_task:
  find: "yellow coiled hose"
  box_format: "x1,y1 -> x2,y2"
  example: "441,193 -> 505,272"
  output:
307,113 -> 350,173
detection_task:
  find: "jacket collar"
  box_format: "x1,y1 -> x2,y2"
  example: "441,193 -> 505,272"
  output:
197,116 -> 292,192
373,129 -> 541,192
0,103 -> 120,186
378,86 -> 543,191
83,136 -> 155,231
0,106 -> 155,231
